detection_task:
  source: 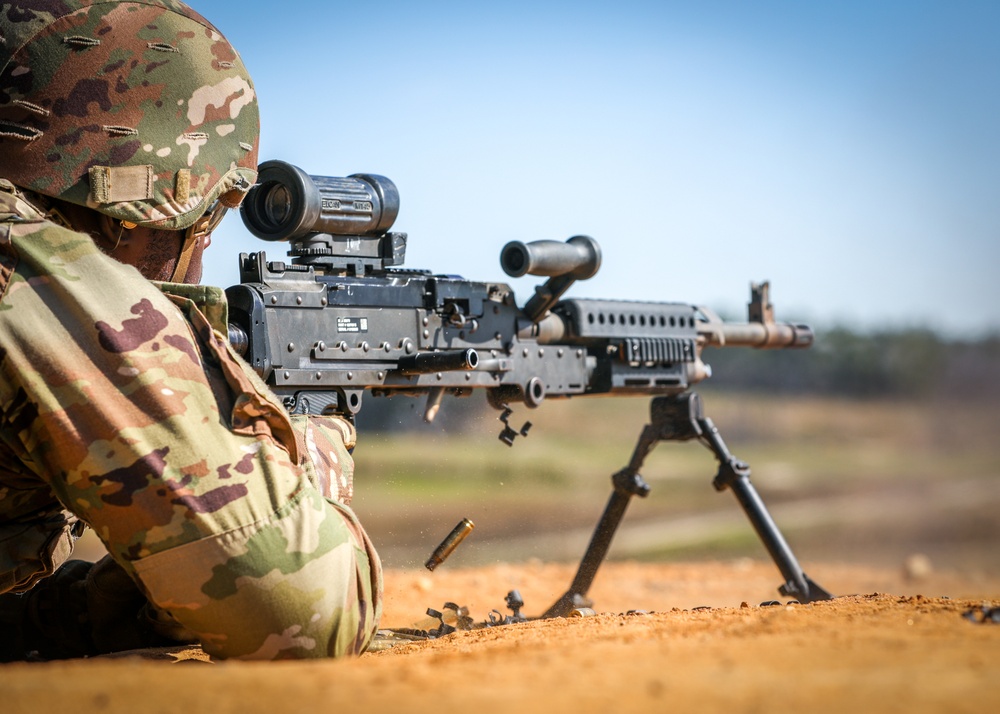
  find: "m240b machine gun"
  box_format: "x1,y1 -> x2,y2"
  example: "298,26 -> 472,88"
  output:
226,160 -> 833,616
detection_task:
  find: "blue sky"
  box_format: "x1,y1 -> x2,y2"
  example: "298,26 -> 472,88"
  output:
204,1 -> 1000,336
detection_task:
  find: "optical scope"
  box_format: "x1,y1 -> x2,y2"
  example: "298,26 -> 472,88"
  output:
241,160 -> 399,243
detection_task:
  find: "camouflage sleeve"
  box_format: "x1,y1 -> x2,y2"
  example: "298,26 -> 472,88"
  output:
0,189 -> 382,659
0,506 -> 83,594
291,414 -> 358,506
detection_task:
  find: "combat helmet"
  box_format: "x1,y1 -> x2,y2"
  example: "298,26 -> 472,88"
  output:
0,0 -> 259,232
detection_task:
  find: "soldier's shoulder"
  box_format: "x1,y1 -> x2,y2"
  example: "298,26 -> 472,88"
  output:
0,180 -> 46,223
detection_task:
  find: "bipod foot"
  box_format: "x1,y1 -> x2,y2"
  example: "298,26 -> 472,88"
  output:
542,591 -> 594,619
780,573 -> 833,603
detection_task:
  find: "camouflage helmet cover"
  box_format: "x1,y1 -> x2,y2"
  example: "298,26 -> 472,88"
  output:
0,0 -> 259,229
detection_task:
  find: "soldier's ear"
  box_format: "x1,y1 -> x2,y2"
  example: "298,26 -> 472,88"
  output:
95,212 -> 129,251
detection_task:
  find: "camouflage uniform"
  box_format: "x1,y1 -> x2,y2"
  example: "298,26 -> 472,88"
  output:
0,183 -> 384,659
0,0 -> 382,660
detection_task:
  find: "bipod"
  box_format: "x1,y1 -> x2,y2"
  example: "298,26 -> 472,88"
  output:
543,392 -> 831,618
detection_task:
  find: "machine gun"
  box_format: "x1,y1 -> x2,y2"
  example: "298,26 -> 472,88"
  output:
226,160 -> 833,616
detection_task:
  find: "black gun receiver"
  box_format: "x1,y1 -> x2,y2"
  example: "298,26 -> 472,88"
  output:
226,160 -> 832,615
227,161 -> 812,420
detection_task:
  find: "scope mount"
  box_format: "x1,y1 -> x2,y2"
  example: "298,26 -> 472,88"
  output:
284,231 -> 408,276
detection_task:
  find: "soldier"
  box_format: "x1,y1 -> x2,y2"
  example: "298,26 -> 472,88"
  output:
0,0 -> 382,660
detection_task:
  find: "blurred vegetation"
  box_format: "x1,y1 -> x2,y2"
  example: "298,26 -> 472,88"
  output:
703,328 -> 1000,400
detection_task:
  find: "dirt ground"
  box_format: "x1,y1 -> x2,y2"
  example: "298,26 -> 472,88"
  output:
3,395 -> 997,712
4,558 -> 999,714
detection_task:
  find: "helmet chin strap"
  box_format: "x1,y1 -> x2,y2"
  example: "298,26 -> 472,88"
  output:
170,203 -> 227,283
170,222 -> 201,283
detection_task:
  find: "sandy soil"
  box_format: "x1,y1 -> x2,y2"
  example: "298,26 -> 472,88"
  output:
3,558 -> 999,714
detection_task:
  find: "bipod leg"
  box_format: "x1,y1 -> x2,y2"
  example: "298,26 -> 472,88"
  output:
696,415 -> 833,603
542,426 -> 657,618
543,394 -> 707,618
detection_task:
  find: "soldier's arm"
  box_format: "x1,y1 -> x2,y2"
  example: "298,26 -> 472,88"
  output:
0,214 -> 381,659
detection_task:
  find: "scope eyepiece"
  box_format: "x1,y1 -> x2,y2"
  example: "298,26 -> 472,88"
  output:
241,160 -> 399,242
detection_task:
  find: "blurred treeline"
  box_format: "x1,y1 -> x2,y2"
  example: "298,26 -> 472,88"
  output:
356,328 -> 1000,433
704,328 -> 1000,400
